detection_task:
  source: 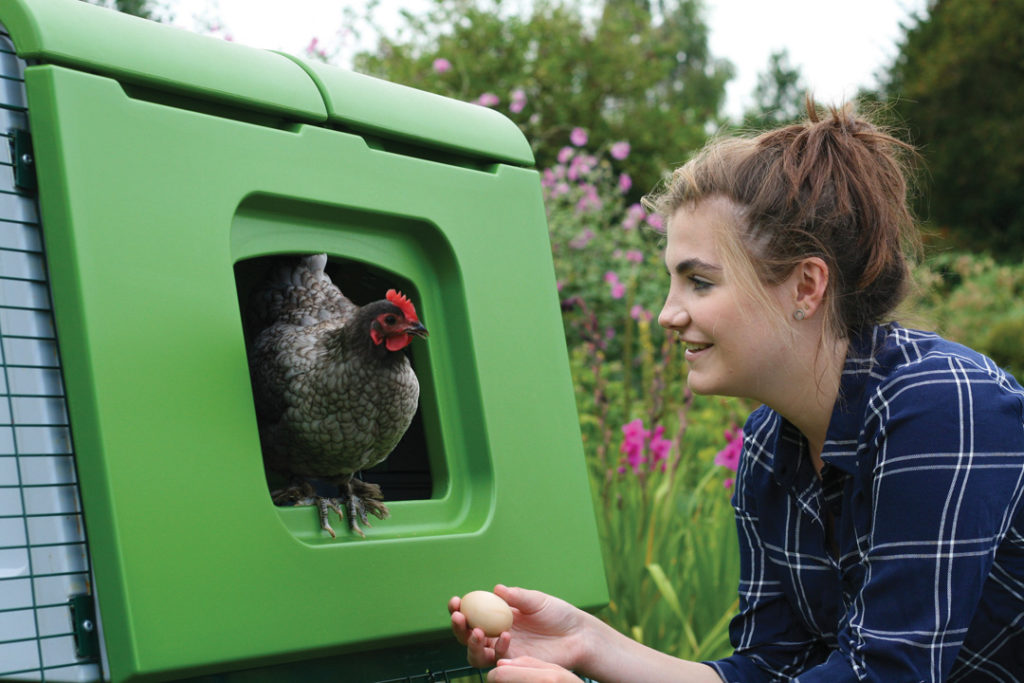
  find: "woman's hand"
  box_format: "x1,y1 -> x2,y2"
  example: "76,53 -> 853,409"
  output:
449,585 -> 588,672
487,657 -> 583,682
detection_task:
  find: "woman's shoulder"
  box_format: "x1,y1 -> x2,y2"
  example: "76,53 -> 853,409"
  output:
862,324 -> 1024,428
871,324 -> 1023,395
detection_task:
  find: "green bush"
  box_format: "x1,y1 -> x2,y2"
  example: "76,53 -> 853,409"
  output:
906,252 -> 1024,381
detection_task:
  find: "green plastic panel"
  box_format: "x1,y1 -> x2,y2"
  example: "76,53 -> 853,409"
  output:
23,59 -> 606,683
0,0 -> 534,166
292,57 -> 536,167
0,0 -> 327,122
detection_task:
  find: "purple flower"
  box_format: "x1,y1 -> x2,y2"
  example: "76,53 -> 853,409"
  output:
433,57 -> 452,73
618,173 -> 632,194
570,127 -> 588,147
475,92 -> 500,107
714,427 -> 743,472
610,141 -> 631,160
509,88 -> 527,113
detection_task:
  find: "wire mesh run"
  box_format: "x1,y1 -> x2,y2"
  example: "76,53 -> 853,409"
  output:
0,24 -> 103,683
374,666 -> 485,683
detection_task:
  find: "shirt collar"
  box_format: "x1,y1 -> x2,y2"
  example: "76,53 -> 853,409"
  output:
820,325 -> 888,475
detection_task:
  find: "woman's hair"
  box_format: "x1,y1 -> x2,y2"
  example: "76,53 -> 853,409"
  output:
644,98 -> 920,340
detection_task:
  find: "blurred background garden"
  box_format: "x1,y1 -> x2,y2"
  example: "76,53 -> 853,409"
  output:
90,0 -> 1024,662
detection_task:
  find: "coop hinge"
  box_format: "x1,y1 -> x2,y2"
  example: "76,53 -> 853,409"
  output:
11,128 -> 36,193
69,593 -> 100,659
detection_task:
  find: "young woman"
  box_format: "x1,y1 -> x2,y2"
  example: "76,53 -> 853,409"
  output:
449,102 -> 1024,681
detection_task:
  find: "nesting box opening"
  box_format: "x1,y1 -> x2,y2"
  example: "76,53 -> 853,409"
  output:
234,254 -> 435,506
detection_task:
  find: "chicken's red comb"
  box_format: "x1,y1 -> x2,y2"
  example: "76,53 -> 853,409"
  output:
386,289 -> 419,322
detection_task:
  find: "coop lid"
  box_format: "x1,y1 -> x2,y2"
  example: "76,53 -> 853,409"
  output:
0,0 -> 536,167
0,0 -> 328,123
298,59 -> 536,167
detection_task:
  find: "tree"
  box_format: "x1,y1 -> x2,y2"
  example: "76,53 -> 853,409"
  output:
79,0 -> 167,21
352,0 -> 733,199
884,0 -> 1024,256
740,49 -> 807,130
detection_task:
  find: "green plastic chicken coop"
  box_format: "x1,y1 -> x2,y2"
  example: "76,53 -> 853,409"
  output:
0,0 -> 607,680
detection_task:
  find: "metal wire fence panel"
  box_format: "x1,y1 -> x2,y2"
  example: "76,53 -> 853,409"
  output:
0,23 -> 103,683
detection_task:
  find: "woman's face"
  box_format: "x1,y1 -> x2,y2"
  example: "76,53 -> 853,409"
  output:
658,198 -> 794,400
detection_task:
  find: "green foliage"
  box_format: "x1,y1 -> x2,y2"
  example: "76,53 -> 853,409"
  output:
883,0 -> 1024,257
906,252 -> 1024,381
352,0 -> 733,202
78,0 -> 166,20
543,134 -> 746,659
740,49 -> 807,130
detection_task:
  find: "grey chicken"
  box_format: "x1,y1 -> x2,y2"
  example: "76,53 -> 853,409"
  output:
247,253 -> 427,537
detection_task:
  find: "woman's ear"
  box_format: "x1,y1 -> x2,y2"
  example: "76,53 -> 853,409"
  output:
792,257 -> 829,319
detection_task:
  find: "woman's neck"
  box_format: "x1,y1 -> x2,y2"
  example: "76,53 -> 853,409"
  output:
771,334 -> 849,476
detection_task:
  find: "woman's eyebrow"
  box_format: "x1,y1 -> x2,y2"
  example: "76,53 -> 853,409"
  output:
674,257 -> 722,275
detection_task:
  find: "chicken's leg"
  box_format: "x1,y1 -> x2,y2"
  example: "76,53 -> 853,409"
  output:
269,476 -> 389,538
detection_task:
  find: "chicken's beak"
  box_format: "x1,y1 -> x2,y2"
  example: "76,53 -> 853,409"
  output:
406,322 -> 429,339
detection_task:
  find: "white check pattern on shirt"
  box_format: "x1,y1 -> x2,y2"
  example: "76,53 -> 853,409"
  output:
709,325 -> 1024,682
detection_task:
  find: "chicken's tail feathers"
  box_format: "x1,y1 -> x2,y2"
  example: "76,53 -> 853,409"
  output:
246,253 -> 356,332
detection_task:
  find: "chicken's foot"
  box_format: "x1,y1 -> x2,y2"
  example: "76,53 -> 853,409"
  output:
268,478 -> 389,538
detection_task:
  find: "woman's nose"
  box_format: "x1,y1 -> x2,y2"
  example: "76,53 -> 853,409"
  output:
658,297 -> 689,330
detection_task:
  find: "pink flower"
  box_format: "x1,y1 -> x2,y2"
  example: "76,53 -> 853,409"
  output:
475,92 -> 500,107
618,173 -> 632,194
604,271 -> 625,299
623,203 -> 645,231
305,37 -> 327,59
714,427 -> 743,472
569,228 -> 595,249
433,57 -> 452,73
557,146 -> 574,164
630,305 -> 651,322
575,185 -> 602,214
618,419 -> 673,474
649,425 -> 671,464
620,419 -> 649,473
625,249 -> 644,264
610,141 -> 631,160
509,88 -> 527,113
645,213 -> 665,230
570,127 -> 588,147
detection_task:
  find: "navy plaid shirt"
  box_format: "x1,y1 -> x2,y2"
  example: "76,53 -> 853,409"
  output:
710,324 -> 1024,682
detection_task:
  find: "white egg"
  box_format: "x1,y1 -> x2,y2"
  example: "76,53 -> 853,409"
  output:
460,590 -> 514,637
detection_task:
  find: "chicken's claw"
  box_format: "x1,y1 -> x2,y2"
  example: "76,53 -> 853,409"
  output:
269,478 -> 390,538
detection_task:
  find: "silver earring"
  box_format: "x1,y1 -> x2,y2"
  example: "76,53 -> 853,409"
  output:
793,309 -> 805,321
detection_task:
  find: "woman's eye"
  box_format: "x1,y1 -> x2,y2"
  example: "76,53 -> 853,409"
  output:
689,276 -> 713,291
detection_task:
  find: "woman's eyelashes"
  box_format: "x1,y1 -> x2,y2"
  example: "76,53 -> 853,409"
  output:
689,275 -> 713,292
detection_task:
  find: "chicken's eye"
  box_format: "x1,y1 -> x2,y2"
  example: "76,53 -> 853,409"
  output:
385,315 -> 397,325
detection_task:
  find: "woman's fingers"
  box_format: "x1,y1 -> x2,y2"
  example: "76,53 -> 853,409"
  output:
487,657 -> 581,682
